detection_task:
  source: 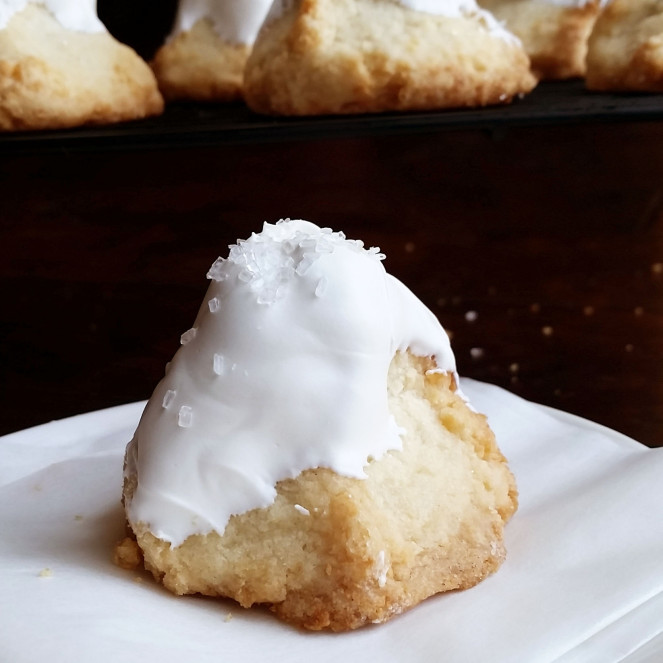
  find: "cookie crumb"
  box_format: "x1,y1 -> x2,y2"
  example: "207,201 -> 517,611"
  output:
224,612 -> 233,623
39,568 -> 53,578
113,537 -> 143,570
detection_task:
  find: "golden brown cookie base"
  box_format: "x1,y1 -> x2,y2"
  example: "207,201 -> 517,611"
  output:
151,19 -> 250,102
118,352 -> 517,631
0,5 -> 163,132
243,0 -> 536,115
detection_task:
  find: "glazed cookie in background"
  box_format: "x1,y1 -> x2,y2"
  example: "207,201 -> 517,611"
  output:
0,0 -> 163,131
478,0 -> 602,79
115,219 -> 518,632
151,0 -> 273,102
586,0 -> 663,91
243,0 -> 537,115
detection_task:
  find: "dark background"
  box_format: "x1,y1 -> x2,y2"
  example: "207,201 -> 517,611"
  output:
97,0 -> 178,60
2,4 -> 662,447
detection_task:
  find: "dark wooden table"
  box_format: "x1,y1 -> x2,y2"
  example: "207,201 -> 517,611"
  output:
2,94 -> 663,448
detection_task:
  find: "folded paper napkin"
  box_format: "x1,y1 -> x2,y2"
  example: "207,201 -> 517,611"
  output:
1,380 -> 662,663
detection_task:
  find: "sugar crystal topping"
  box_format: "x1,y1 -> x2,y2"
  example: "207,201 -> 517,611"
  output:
206,222 -> 385,305
180,328 -> 197,345
162,389 -> 177,410
213,353 -> 225,376
177,405 -> 193,428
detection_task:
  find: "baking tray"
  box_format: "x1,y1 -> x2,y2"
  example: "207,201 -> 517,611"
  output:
2,80 -> 663,154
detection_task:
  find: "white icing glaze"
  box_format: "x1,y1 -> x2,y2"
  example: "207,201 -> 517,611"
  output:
125,220 -> 459,546
172,0 -> 273,44
0,0 -> 104,32
400,0 -> 479,17
266,0 -> 519,43
533,0 -> 597,6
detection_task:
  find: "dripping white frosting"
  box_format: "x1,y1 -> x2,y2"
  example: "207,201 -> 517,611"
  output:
125,219 -> 460,546
0,0 -> 104,32
532,0 -> 600,7
400,0 -> 490,16
171,0 -> 273,44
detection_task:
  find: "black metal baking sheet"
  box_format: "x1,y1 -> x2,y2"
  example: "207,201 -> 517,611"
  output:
2,80 -> 663,154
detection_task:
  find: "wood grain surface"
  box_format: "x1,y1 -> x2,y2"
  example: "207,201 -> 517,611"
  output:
2,119 -> 662,446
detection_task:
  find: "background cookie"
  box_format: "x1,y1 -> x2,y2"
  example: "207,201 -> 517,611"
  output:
586,0 -> 663,91
0,2 -> 163,131
243,0 -> 537,115
151,0 -> 272,102
479,0 -> 601,79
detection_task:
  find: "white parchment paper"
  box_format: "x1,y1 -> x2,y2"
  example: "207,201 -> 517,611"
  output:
1,380 -> 662,663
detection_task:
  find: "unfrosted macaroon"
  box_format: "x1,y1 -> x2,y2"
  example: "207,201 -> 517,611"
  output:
115,219 -> 518,631
478,0 -> 602,79
586,0 -> 663,91
242,0 -> 537,115
0,0 -> 163,131
151,0 -> 273,102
